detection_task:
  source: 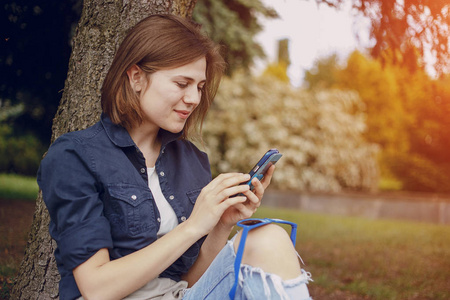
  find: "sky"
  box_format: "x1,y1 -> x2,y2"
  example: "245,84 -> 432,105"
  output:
254,0 -> 372,86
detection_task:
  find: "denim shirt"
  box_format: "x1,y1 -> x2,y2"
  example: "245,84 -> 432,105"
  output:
37,114 -> 211,300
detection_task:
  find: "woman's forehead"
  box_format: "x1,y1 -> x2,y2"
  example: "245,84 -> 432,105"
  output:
155,57 -> 207,81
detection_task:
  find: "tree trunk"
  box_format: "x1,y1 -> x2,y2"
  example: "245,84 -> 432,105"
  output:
11,1 -> 197,299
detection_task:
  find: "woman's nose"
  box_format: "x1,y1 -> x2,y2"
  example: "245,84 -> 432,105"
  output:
183,86 -> 201,105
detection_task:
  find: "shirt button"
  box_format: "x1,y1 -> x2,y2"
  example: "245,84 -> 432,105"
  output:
159,171 -> 165,177
157,218 -> 161,223
169,195 -> 174,200
131,195 -> 137,200
140,168 -> 146,174
181,216 -> 186,222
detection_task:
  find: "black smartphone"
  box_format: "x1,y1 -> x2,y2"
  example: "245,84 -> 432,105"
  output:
244,149 -> 282,190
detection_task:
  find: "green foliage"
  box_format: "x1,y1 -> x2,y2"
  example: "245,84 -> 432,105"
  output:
0,124 -> 44,176
338,51 -> 409,154
0,103 -> 24,122
304,54 -> 340,90
193,0 -> 278,74
0,1 -> 81,144
202,72 -> 379,192
0,276 -> 14,300
338,53 -> 450,192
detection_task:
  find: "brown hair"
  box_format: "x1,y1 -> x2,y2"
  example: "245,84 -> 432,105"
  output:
101,14 -> 226,139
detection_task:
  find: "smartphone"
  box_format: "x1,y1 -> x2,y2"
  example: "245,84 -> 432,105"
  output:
245,149 -> 282,190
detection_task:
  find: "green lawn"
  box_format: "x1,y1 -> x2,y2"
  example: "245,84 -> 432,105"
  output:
0,173 -> 39,200
255,206 -> 450,300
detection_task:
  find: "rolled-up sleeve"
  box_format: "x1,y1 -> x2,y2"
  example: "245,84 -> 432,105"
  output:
38,135 -> 113,270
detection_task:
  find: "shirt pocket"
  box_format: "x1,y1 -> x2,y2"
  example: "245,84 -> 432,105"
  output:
186,188 -> 202,205
106,184 -> 156,237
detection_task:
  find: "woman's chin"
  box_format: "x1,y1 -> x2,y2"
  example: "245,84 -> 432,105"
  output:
164,125 -> 185,134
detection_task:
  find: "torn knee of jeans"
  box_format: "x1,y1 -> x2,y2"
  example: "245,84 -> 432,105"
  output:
239,264 -> 312,300
284,269 -> 314,287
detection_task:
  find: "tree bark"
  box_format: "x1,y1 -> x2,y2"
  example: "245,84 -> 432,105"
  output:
11,1 -> 197,299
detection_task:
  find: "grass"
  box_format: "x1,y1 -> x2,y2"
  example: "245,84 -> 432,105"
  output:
0,173 -> 39,200
255,206 -> 450,300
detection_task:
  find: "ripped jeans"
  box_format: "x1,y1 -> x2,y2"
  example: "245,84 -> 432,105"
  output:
183,236 -> 312,300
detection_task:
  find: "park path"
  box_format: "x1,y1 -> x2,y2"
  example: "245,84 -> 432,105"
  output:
263,190 -> 450,225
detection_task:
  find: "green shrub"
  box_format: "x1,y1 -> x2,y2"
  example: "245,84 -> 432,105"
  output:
0,124 -> 45,176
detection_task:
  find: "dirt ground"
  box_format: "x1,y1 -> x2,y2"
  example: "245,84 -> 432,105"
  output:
0,199 -> 368,299
0,198 -> 35,266
0,198 -> 36,298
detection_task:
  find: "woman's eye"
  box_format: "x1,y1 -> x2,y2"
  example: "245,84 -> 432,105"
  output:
176,82 -> 188,88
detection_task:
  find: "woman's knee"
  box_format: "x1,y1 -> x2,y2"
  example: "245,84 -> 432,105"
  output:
233,224 -> 301,279
235,223 -> 291,247
234,224 -> 297,261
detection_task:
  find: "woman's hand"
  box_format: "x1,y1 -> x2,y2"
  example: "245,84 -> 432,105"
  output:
219,165 -> 276,228
185,172 -> 254,238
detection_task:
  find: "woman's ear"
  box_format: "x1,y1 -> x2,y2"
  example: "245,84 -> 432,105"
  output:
126,65 -> 143,92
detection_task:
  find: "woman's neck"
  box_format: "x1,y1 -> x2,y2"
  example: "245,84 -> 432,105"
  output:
128,124 -> 161,168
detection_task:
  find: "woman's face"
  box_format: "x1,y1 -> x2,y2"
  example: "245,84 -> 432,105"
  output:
137,57 -> 206,133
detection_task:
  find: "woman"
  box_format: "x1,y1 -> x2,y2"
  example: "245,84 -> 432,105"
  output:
38,14 -> 312,300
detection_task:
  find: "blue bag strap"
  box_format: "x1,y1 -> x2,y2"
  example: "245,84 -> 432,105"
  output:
229,226 -> 250,299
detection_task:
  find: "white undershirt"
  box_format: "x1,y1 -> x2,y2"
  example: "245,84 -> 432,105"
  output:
147,167 -> 178,238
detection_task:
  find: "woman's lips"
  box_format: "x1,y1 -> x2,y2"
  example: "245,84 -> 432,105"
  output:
174,110 -> 191,119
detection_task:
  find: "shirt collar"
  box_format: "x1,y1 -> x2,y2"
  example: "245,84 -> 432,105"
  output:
101,113 -> 183,148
